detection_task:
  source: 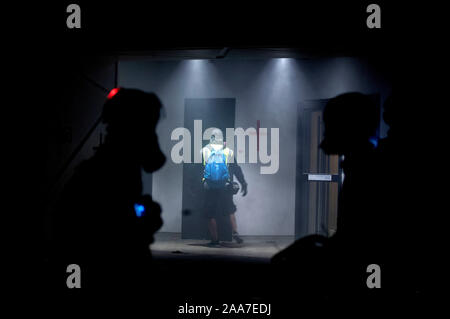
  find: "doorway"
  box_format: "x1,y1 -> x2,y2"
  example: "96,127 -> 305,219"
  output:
181,98 -> 236,240
295,99 -> 341,239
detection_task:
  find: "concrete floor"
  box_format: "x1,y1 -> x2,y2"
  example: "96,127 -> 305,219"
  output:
150,232 -> 295,261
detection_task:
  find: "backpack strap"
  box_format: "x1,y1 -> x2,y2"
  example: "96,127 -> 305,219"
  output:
223,148 -> 231,165
222,150 -> 227,165
202,145 -> 212,166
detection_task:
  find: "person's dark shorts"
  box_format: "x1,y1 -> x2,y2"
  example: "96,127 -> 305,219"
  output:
203,185 -> 237,219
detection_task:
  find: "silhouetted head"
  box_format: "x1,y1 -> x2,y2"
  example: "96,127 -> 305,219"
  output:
320,92 -> 379,155
102,88 -> 166,173
210,128 -> 224,145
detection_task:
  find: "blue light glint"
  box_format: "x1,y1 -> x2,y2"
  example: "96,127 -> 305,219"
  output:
134,203 -> 145,217
369,136 -> 379,148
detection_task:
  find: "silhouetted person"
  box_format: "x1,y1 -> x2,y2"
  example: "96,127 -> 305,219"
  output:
51,88 -> 165,290
321,93 -> 381,251
273,92 -> 382,293
377,94 -> 402,251
377,94 -> 424,294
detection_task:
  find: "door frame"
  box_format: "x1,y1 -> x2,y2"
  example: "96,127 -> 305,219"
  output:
295,99 -> 343,239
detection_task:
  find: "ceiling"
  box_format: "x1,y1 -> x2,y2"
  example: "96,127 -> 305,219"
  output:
117,47 -> 374,61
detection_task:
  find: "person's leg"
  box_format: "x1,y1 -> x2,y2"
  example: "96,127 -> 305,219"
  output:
208,218 -> 219,242
229,213 -> 244,244
230,213 -> 238,233
205,189 -> 220,246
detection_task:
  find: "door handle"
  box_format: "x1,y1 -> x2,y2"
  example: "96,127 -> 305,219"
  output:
303,173 -> 339,182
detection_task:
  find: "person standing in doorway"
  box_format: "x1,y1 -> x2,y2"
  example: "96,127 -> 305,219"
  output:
201,128 -> 248,247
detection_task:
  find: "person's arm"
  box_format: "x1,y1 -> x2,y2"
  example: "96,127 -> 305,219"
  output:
229,160 -> 247,196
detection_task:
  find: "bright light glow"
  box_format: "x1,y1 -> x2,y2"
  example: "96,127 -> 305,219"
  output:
107,87 -> 120,99
189,59 -> 205,67
134,203 -> 145,217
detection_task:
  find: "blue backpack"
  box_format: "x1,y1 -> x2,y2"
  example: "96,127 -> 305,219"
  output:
204,147 -> 229,188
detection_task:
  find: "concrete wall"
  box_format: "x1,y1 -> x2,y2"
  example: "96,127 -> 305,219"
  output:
118,57 -> 391,235
44,56 -> 117,241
